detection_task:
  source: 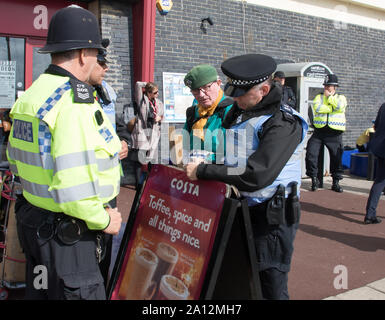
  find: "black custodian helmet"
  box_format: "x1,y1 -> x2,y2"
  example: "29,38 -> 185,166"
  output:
39,5 -> 103,54
323,74 -> 339,86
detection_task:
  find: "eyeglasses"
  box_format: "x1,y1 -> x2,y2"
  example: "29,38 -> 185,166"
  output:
191,82 -> 216,95
97,61 -> 107,68
152,91 -> 159,95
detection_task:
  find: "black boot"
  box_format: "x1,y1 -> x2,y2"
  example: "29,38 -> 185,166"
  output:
311,177 -> 319,191
332,179 -> 343,193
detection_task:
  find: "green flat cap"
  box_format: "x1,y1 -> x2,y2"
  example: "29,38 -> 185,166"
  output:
184,64 -> 218,90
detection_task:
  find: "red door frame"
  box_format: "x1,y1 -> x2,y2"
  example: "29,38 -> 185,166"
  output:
132,0 -> 156,83
25,37 -> 46,89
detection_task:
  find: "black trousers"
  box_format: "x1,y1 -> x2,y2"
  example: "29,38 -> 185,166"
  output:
15,197 -> 106,300
249,202 -> 299,300
98,197 -> 117,289
305,127 -> 344,180
366,157 -> 385,220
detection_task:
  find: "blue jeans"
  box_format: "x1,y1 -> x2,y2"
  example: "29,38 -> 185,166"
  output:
259,268 -> 289,300
365,157 -> 385,220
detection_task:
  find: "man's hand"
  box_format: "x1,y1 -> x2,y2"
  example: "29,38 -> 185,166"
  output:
324,85 -> 336,97
184,162 -> 199,181
103,207 -> 122,235
119,140 -> 129,160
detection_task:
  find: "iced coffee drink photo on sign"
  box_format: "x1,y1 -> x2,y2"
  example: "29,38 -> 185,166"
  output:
152,242 -> 179,294
155,274 -> 190,300
125,247 -> 158,300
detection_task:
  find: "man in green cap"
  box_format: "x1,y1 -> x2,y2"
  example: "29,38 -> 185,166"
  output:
183,64 -> 233,163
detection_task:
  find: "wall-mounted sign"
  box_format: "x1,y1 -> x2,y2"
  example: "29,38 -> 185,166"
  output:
0,61 -> 16,109
156,0 -> 173,16
0,0 -> 85,37
303,64 -> 331,79
162,72 -> 194,123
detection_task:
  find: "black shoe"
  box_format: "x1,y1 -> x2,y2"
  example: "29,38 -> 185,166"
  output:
311,177 -> 319,191
364,217 -> 382,224
331,180 -> 343,193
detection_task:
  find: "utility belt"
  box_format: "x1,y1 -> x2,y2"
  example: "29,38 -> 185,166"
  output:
251,182 -> 300,226
16,195 -> 106,262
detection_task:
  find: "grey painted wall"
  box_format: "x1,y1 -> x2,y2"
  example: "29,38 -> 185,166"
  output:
100,0 -> 134,116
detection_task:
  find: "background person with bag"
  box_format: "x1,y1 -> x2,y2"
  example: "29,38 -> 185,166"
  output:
130,81 -> 164,187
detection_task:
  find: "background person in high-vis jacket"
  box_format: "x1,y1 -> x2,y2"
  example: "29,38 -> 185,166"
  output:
305,74 -> 347,193
7,5 -> 122,300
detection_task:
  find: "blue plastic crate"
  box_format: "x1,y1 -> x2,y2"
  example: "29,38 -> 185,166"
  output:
350,153 -> 368,177
342,149 -> 358,169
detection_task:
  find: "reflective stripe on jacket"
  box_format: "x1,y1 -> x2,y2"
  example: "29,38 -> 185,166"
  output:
313,93 -> 347,131
7,74 -> 121,230
225,106 -> 308,206
101,80 -> 117,130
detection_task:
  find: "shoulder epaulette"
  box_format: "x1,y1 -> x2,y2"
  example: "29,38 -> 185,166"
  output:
70,78 -> 95,103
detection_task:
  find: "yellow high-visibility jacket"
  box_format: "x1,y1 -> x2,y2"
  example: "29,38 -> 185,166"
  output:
7,73 -> 121,230
312,93 -> 347,131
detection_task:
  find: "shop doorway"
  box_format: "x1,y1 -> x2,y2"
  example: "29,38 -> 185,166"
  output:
0,35 -> 49,160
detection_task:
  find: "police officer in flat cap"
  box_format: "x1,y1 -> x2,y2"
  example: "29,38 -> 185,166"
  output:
87,38 -> 132,287
185,53 -> 308,299
90,38 -> 130,162
8,5 -> 122,299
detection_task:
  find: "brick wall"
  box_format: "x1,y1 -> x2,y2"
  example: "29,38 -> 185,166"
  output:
100,0 -> 134,115
154,0 -> 385,146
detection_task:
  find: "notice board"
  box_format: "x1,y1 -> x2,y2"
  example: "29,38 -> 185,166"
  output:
162,72 -> 194,123
0,61 -> 16,109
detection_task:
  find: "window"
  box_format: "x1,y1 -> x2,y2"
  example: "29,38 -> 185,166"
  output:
0,36 -> 49,160
0,36 -> 25,108
31,43 -> 50,82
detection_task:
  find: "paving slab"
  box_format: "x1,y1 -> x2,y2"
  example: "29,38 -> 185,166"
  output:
367,278 -> 385,293
333,286 -> 385,300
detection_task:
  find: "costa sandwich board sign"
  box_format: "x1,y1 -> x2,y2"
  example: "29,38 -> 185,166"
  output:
109,164 -> 230,300
108,164 -> 262,300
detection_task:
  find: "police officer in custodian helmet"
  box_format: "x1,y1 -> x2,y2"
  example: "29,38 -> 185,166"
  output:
7,5 -> 122,299
185,54 -> 308,299
305,74 -> 347,193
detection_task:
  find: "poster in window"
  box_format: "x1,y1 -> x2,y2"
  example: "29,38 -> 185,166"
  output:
0,61 -> 16,109
110,164 -> 229,300
162,72 -> 194,123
